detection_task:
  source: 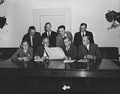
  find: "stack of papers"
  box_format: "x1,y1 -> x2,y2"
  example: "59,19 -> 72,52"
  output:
45,47 -> 65,59
77,59 -> 90,62
63,60 -> 75,63
34,59 -> 44,62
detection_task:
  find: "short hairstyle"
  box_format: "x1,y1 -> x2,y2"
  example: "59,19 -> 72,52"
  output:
58,25 -> 65,30
45,22 -> 51,26
42,37 -> 49,42
83,35 -> 90,41
62,36 -> 71,42
80,23 -> 87,28
20,40 -> 29,47
28,26 -> 36,31
44,22 -> 51,32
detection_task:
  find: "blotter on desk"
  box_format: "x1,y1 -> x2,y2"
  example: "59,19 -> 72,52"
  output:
77,59 -> 90,62
63,60 -> 75,63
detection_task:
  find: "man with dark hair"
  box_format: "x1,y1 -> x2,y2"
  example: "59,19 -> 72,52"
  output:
78,36 -> 101,60
62,36 -> 77,60
22,26 -> 42,52
74,23 -> 94,48
42,22 -> 57,47
56,25 -> 73,47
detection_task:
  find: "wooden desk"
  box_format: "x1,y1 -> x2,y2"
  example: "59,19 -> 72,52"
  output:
0,59 -> 120,94
0,58 -> 120,69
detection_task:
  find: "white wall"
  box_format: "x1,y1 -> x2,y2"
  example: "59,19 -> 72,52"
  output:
0,0 -> 120,47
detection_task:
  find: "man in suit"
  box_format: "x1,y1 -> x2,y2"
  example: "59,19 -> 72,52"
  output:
56,25 -> 73,48
22,26 -> 42,52
78,36 -> 102,60
34,37 -> 50,60
42,22 -> 57,47
74,23 -> 94,48
11,40 -> 33,61
62,36 -> 77,60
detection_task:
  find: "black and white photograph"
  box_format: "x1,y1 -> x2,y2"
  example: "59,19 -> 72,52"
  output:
0,0 -> 120,94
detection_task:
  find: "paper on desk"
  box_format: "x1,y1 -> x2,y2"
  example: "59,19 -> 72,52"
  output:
34,59 -> 44,62
45,47 -> 65,59
77,59 -> 89,62
63,60 -> 75,63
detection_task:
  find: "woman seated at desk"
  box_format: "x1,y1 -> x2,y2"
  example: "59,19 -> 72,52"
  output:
11,40 -> 33,61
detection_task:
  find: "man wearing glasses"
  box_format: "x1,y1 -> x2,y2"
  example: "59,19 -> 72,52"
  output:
34,37 -> 50,60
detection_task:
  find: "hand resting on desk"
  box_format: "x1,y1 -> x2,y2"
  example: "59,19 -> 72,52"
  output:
18,57 -> 30,61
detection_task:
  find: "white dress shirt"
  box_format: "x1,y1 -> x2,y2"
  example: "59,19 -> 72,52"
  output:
47,31 -> 51,37
66,45 -> 70,51
81,31 -> 86,37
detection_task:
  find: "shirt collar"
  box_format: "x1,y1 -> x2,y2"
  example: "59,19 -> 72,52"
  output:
81,31 -> 86,36
47,31 -> 51,35
66,45 -> 70,51
23,49 -> 27,53
63,33 -> 67,38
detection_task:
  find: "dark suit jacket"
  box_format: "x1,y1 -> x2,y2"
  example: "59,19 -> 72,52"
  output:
11,46 -> 33,60
74,31 -> 94,48
34,45 -> 45,57
56,31 -> 73,47
42,31 -> 57,47
22,32 -> 42,52
78,43 -> 102,59
62,44 -> 77,59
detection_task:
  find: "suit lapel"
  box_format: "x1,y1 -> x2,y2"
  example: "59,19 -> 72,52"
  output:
28,34 -> 31,46
83,45 -> 88,55
86,31 -> 88,35
68,45 -> 72,52
49,31 -> 53,38
40,45 -> 45,57
79,32 -> 82,41
80,32 -> 82,37
88,43 -> 92,54
45,32 -> 47,37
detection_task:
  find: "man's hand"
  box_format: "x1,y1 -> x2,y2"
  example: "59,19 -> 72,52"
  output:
64,56 -> 69,60
23,57 -> 30,61
18,57 -> 23,60
86,55 -> 96,60
34,56 -> 41,60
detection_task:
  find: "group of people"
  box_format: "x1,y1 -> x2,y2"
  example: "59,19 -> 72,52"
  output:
11,22 -> 102,61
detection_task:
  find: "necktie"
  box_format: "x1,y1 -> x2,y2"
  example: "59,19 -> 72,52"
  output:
32,36 -> 34,47
48,32 -> 50,38
83,32 -> 85,36
44,49 -> 49,57
66,47 -> 69,51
